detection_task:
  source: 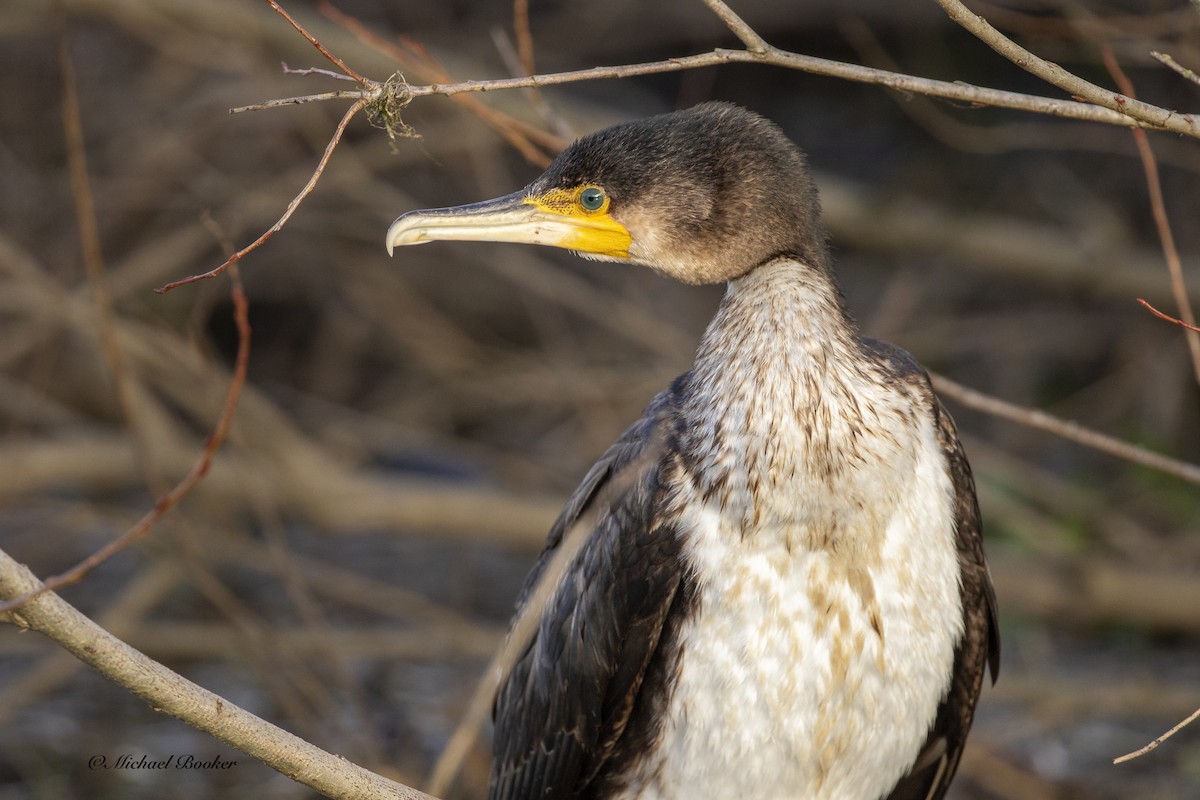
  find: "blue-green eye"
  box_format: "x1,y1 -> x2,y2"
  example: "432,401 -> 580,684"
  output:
579,186 -> 606,211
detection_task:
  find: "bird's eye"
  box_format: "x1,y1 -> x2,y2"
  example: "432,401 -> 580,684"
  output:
579,186 -> 606,212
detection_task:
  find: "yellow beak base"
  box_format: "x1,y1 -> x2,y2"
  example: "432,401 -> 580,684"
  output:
386,190 -> 631,259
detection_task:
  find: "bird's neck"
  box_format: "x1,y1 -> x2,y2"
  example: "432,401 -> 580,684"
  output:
686,257 -> 860,415
678,258 -> 899,525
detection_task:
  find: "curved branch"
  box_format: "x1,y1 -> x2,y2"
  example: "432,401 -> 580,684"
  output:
1152,52 -> 1200,88
231,89 -> 368,114
265,0 -> 369,85
1101,47 -> 1200,387
402,47 -> 1197,136
0,547 -> 436,800
157,97 -> 369,294
1114,705 -> 1200,764
935,0 -> 1197,136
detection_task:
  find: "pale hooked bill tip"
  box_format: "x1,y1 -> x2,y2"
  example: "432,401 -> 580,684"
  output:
385,214 -> 432,256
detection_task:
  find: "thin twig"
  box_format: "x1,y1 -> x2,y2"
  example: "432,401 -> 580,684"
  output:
512,0 -> 536,77
1152,51 -> 1200,87
157,97 -> 367,293
934,0 -> 1196,136
281,62 -> 360,82
1101,46 -> 1200,386
501,0 -> 571,138
0,266 -> 252,615
699,0 -> 770,53
264,0 -> 369,86
1139,298 -> 1200,333
230,89 -> 368,114
932,374 -> 1200,487
1113,706 -> 1200,764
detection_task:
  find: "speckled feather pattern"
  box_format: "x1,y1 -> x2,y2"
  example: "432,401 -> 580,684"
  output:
603,261 -> 964,800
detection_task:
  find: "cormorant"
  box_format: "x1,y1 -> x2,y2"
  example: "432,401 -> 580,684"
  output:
386,101 -> 998,800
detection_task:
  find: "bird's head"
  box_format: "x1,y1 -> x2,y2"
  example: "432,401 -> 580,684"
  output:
386,102 -> 827,285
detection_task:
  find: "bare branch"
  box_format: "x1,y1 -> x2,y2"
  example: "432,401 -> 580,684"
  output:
1140,298 -> 1200,333
230,89 -> 369,114
230,62 -> 372,114
1100,47 -> 1200,386
512,0 -> 536,77
264,0 -> 370,86
0,548 -> 435,800
932,374 -> 1200,488
699,0 -> 769,53
935,0 -> 1197,136
281,62 -> 360,82
400,47 -> 1198,136
157,97 -> 368,293
496,0 -> 574,139
1152,51 -> 1200,86
235,3 -> 1200,152
1114,706 -> 1200,764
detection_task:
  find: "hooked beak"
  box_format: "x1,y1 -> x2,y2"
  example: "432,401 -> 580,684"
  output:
386,189 -> 632,259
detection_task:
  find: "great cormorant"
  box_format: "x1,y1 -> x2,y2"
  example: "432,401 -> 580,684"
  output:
386,101 -> 998,800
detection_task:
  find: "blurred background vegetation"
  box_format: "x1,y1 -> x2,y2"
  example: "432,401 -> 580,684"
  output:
1,1 -> 1199,798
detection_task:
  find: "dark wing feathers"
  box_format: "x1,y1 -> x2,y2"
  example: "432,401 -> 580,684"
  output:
489,385 -> 686,800
862,339 -> 999,800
